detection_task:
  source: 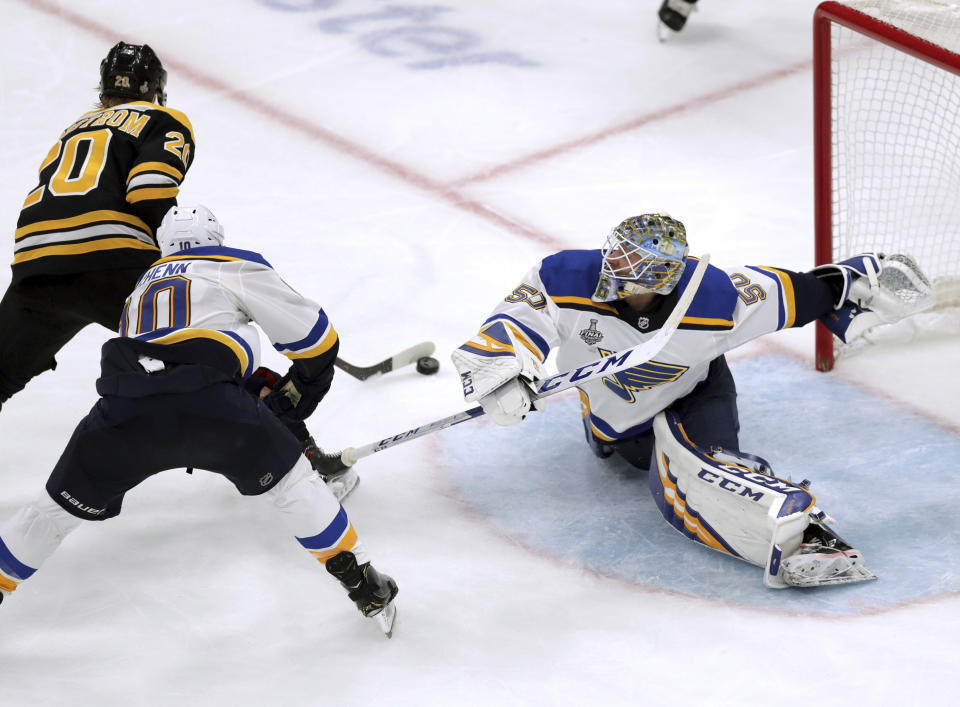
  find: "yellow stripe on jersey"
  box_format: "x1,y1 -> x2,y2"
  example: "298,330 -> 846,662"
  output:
680,315 -> 735,328
550,295 -> 618,314
286,325 -> 339,359
126,186 -> 180,204
14,210 -> 152,240
307,524 -> 358,563
145,328 -> 250,374
0,573 -> 18,593
127,161 -> 184,184
590,422 -> 616,442
12,237 -> 159,264
753,266 -> 797,329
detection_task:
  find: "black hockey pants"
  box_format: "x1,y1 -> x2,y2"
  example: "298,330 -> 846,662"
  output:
612,355 -> 740,470
45,342 -> 303,521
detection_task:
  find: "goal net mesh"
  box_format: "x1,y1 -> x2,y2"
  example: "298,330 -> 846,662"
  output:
825,0 -> 960,358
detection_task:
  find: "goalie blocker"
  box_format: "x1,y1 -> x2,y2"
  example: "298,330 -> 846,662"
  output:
651,411 -> 876,588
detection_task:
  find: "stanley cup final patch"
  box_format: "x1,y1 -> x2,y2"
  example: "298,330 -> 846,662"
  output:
579,319 -> 604,345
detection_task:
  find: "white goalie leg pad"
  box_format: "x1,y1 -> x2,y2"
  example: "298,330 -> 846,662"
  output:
263,456 -> 369,564
0,492 -> 83,595
651,412 -> 817,588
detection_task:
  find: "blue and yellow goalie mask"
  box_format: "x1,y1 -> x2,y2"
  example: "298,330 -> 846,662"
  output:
592,213 -> 689,302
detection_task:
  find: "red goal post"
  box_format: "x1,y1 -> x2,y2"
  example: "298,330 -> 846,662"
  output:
813,0 -> 960,371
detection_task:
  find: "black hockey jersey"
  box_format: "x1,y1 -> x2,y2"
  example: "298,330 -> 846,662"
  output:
11,101 -> 195,283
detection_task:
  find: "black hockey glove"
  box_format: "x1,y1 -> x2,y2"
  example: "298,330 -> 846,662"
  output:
243,366 -> 283,398
262,365 -> 334,424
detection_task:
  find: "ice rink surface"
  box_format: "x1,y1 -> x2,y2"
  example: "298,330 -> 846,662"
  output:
1,1 -> 958,705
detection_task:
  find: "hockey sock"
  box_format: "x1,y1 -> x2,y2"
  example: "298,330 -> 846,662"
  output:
0,492 -> 82,596
263,456 -> 369,565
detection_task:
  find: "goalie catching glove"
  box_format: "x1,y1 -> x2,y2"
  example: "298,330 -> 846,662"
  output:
813,252 -> 934,343
451,320 -> 547,426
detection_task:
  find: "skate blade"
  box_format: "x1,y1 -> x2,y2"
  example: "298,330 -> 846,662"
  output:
326,469 -> 359,502
374,602 -> 397,638
785,564 -> 878,587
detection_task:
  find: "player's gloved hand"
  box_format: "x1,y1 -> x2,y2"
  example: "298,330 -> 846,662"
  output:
262,366 -> 334,424
450,320 -> 545,408
811,253 -> 888,310
478,377 -> 537,426
243,366 -> 283,398
813,253 -> 933,343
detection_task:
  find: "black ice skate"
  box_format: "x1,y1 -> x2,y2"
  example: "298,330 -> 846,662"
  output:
303,437 -> 359,501
325,550 -> 398,637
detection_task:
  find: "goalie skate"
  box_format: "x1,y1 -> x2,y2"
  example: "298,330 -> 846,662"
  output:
781,520 -> 877,587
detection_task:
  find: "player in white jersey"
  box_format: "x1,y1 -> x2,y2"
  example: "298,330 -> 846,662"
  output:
0,206 -> 398,629
452,213 -> 931,587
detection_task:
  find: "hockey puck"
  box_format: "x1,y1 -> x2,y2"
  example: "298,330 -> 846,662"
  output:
416,356 -> 440,375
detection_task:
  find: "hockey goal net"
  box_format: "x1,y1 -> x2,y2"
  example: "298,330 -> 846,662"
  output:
814,0 -> 960,371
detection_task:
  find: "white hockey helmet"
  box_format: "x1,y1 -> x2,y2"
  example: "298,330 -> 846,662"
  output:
157,205 -> 225,256
593,213 -> 689,301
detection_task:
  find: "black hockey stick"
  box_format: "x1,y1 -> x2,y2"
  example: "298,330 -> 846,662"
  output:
335,341 -> 436,381
332,255 -> 711,468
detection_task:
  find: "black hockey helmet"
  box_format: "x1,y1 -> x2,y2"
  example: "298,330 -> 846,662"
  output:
99,42 -> 167,106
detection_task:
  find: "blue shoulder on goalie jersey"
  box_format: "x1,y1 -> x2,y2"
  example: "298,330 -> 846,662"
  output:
539,250 -> 620,314
152,245 -> 273,269
676,258 -> 738,331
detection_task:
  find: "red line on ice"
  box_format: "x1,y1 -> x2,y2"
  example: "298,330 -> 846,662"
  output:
22,0 -> 807,251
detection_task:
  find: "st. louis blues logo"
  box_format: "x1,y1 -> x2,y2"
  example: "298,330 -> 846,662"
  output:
596,348 -> 688,403
579,319 -> 604,345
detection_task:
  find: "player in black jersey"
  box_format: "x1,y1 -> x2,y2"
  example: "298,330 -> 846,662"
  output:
0,42 -> 196,410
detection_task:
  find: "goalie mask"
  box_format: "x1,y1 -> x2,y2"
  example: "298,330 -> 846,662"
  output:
593,213 -> 689,301
99,41 -> 167,106
157,205 -> 225,256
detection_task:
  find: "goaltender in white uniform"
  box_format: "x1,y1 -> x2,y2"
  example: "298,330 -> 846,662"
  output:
452,213 -> 933,588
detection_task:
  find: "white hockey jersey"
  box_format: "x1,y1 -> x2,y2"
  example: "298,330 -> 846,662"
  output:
118,245 -> 337,377
478,250 -> 800,442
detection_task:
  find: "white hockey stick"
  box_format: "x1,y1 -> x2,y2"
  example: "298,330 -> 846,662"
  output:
335,341 -> 435,381
338,255 -> 710,467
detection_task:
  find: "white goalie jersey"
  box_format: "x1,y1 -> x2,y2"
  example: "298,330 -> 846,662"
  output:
119,245 -> 338,377
479,250 -> 802,443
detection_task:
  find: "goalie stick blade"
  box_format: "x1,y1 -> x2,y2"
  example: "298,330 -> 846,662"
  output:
335,342 -> 436,381
374,602 -> 397,638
